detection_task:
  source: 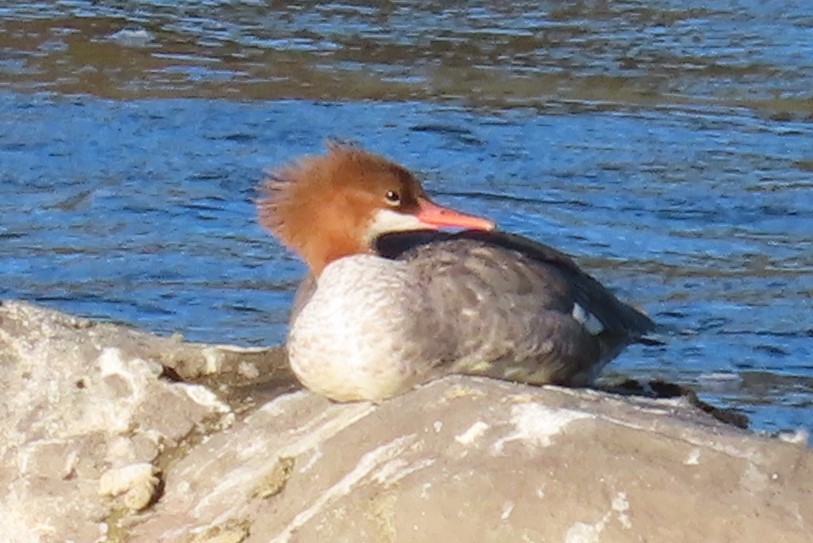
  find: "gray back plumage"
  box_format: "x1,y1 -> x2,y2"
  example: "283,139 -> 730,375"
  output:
375,230 -> 655,384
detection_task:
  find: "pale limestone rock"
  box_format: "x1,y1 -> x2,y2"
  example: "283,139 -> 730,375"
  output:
0,301 -> 244,543
1,300 -> 811,543
130,378 -> 812,543
98,463 -> 161,511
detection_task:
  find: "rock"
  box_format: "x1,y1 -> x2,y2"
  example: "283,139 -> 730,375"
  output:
0,301 -> 263,543
98,463 -> 161,511
1,300 -> 810,543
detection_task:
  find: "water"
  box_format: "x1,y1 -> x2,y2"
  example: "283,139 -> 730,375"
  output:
1,1 -> 811,438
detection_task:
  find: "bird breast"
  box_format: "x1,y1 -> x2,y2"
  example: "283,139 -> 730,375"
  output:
287,254 -> 432,402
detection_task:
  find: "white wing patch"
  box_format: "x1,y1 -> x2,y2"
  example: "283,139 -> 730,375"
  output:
571,303 -> 605,335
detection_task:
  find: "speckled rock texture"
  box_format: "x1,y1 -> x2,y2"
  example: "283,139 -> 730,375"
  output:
0,300 -> 810,543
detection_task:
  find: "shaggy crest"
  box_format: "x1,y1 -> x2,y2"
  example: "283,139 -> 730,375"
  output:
257,143 -> 425,274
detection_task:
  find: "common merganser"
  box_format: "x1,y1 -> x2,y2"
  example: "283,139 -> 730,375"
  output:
258,143 -> 654,402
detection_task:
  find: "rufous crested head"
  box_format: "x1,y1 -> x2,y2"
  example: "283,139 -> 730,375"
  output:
258,143 -> 495,275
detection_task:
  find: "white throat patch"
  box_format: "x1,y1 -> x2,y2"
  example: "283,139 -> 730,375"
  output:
364,208 -> 428,243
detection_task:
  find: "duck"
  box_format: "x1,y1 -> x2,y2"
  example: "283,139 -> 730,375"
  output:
258,143 -> 655,402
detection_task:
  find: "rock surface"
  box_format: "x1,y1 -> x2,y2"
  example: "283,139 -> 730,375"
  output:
0,300 -> 810,543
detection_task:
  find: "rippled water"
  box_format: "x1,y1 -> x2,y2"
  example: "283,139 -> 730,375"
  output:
1,1 -> 811,437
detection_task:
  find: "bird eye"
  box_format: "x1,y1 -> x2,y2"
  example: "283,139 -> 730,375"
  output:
385,190 -> 401,205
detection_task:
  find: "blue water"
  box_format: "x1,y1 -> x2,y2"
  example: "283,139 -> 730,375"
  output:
1,93 -> 811,437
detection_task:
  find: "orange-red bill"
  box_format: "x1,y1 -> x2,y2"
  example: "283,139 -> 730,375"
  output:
415,197 -> 496,231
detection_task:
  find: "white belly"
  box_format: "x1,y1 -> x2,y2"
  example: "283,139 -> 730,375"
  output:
287,255 -> 429,401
